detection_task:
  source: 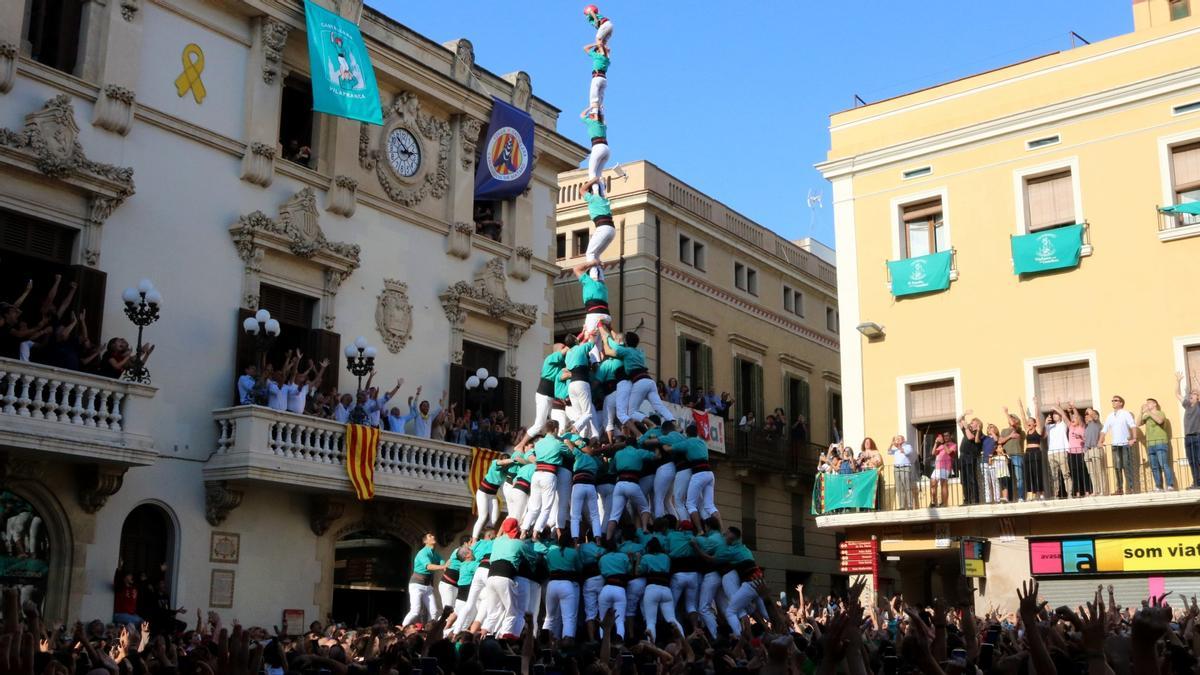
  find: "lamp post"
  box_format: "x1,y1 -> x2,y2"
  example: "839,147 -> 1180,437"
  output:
464,367 -> 499,419
241,308 -> 282,371
120,278 -> 162,384
344,336 -> 377,424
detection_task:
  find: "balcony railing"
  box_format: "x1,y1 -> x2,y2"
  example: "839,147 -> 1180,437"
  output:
0,357 -> 157,466
814,438 -> 1200,526
205,406 -> 473,506
728,429 -> 821,476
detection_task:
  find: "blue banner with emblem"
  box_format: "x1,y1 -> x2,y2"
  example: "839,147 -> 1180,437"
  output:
1010,224 -> 1084,275
887,250 -> 953,297
474,97 -> 535,200
303,0 -> 383,125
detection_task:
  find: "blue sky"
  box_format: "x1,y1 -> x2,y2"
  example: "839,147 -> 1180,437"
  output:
375,1 -> 1132,249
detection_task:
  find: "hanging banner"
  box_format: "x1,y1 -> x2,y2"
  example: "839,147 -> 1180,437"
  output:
303,0 -> 383,125
474,97 -> 535,200
887,250 -> 953,297
1011,224 -> 1083,275
812,469 -> 879,514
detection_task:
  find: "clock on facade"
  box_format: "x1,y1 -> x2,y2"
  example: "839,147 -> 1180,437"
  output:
386,128 -> 421,177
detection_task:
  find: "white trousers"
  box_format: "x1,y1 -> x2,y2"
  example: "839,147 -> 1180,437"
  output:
473,490 -> 499,539
625,577 -> 646,618
438,581 -> 457,613
609,480 -> 649,523
596,484 -> 614,525
672,468 -> 693,521
550,406 -> 570,434
568,380 -> 599,438
583,575 -> 604,621
686,470 -> 716,517
585,224 -> 616,267
571,483 -> 602,539
527,392 -> 553,437
507,487 -> 529,523
583,312 -> 612,334
627,378 -> 674,423
452,567 -> 489,633
643,583 -> 684,642
588,76 -> 607,114
598,585 -> 626,639
596,20 -> 613,46
510,577 -> 532,637
602,390 -> 620,432
543,579 -> 580,638
402,583 -> 437,625
522,471 -> 559,533
724,581 -> 768,638
699,571 -> 723,635
653,462 -> 676,517
670,571 -> 701,615
613,380 -> 634,424
638,475 -> 655,517
484,575 -> 518,637
587,142 -> 610,181
555,467 -> 572,529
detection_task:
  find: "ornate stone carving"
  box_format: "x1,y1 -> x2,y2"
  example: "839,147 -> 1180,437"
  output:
0,43 -> 17,94
93,85 -> 136,136
447,221 -> 473,259
76,465 -> 128,514
508,246 -> 533,281
205,481 -> 244,526
309,495 -> 345,536
510,71 -> 532,111
363,500 -> 409,531
440,258 -> 538,366
458,115 -> 484,171
81,196 -> 119,267
506,324 -> 526,377
449,39 -> 474,85
375,279 -> 413,353
232,188 -> 361,262
365,92 -> 452,206
327,175 -> 358,217
240,141 -> 275,187
261,18 -> 290,85
120,0 -> 139,21
0,95 -> 136,198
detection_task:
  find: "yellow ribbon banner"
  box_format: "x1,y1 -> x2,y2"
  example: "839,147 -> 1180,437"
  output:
174,43 -> 207,104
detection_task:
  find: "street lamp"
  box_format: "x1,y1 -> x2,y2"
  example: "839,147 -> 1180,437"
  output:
344,337 -> 377,424
464,367 -> 499,418
241,308 -> 282,372
120,278 -> 162,384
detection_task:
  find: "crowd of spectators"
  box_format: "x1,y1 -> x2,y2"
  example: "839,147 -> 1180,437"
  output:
660,378 -> 735,420
0,275 -> 153,380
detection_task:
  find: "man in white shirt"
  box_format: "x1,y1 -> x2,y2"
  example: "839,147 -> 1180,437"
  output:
1100,394 -> 1138,495
286,357 -> 330,415
386,406 -> 407,433
236,364 -> 258,405
887,435 -> 917,509
364,378 -> 404,428
402,386 -> 446,438
333,393 -> 353,423
1045,402 -> 1072,498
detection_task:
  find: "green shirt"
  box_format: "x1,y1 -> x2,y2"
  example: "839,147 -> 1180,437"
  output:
541,352 -> 565,381
413,546 -> 443,575
490,535 -> 523,565
715,541 -> 753,566
595,356 -> 624,383
639,428 -> 665,446
578,541 -> 604,569
472,538 -> 493,560
447,549 -> 463,572
638,553 -> 671,575
695,531 -> 722,556
583,191 -> 612,219
1143,412 -> 1169,445
667,530 -> 696,559
579,274 -> 609,306
554,377 -> 569,400
598,551 -> 631,577
615,344 -> 645,372
583,117 -> 607,139
547,545 -> 581,573
681,437 -> 709,463
532,435 -> 568,466
613,446 -> 657,473
517,460 -> 537,482
588,47 -> 610,72
573,449 -> 600,476
483,459 -> 506,486
619,539 -> 643,555
565,343 -> 592,371
505,451 -> 526,480
457,559 -> 479,587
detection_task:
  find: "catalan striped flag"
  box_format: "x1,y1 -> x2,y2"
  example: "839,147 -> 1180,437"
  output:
344,424 -> 380,500
468,447 -> 504,513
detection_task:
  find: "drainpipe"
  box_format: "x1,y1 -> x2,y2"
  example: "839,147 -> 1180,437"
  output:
654,215 -> 662,372
618,217 -> 625,328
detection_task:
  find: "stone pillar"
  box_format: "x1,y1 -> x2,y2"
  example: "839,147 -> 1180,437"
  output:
239,16 -> 290,187
449,114 -> 483,227
84,0 -> 144,134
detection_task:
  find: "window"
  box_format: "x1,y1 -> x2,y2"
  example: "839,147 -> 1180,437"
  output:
907,379 -> 958,464
784,287 -> 793,313
573,230 -> 590,257
741,483 -> 758,550
734,262 -> 747,291
555,233 -> 567,260
279,75 -> 317,169
828,391 -> 843,443
679,234 -> 693,265
678,337 -> 712,392
1175,101 -> 1200,116
25,0 -> 84,74
746,269 -> 758,295
1171,0 -> 1191,20
783,286 -> 804,316
1024,170 -> 1076,231
901,198 -> 947,258
1034,362 -> 1093,410
734,357 -> 763,423
1187,345 -> 1200,382
1026,135 -> 1061,150
825,306 -> 838,332
790,492 -> 807,556
902,166 -> 932,180
786,376 -> 811,441
693,242 -> 706,270
1169,141 -> 1200,227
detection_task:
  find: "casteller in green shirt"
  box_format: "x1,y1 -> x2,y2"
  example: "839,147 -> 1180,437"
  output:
582,116 -> 607,140
579,273 -> 609,307
587,46 -> 610,73
583,191 -> 612,220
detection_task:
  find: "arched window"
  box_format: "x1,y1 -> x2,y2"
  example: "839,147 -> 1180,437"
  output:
0,491 -> 50,613
332,530 -> 411,625
118,504 -> 176,623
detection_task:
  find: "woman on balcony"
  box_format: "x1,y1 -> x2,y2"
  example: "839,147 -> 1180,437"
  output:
930,434 -> 955,507
1022,397 -> 1047,501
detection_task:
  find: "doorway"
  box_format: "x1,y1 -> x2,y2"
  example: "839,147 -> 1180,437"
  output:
331,530 -> 411,626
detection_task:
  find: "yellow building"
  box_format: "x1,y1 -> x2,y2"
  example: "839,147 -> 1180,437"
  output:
817,0 -> 1200,610
555,161 -> 844,593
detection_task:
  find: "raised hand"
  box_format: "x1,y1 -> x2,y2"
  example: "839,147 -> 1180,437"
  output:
1017,579 -> 1044,625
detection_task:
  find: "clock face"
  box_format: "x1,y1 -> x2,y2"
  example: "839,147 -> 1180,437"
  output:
386,128 -> 421,178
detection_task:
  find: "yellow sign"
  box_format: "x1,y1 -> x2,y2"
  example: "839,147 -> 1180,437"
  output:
963,559 -> 985,578
1030,532 -> 1200,576
174,43 -> 207,104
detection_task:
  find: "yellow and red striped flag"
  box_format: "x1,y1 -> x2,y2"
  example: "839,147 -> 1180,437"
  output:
344,424 -> 380,500
468,447 -> 504,513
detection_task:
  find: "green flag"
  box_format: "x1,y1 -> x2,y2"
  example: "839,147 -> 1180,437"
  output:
303,0 -> 383,125
1010,224 -> 1083,275
887,250 -> 953,297
812,469 -> 879,514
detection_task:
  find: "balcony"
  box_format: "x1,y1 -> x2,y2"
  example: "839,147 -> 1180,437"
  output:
728,429 -> 821,488
204,406 -> 473,519
0,357 -> 157,467
814,442 -> 1200,529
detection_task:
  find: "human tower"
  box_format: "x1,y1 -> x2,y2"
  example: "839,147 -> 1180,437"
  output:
401,7 -> 769,644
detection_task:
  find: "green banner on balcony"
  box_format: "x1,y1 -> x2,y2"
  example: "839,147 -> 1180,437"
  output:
1010,224 -> 1084,275
887,251 -> 953,297
812,469 -> 879,514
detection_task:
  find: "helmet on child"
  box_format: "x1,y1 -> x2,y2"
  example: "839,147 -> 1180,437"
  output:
583,4 -> 600,17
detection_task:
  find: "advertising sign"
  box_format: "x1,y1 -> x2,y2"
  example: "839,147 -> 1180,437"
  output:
1029,531 -> 1200,577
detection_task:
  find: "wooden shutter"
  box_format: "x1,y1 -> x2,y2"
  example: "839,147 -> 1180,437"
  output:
448,363 -> 466,418
677,336 -> 687,389
1025,171 -> 1075,231
1187,346 -> 1200,383
306,328 -> 341,394
734,360 -> 744,420
1035,362 -> 1093,410
500,377 -> 522,429
791,492 -> 806,556
68,264 -> 106,349
799,378 -> 811,424
700,344 -> 713,393
908,380 -> 956,424
741,483 -> 758,549
752,363 -> 764,421
1172,142 -> 1200,193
